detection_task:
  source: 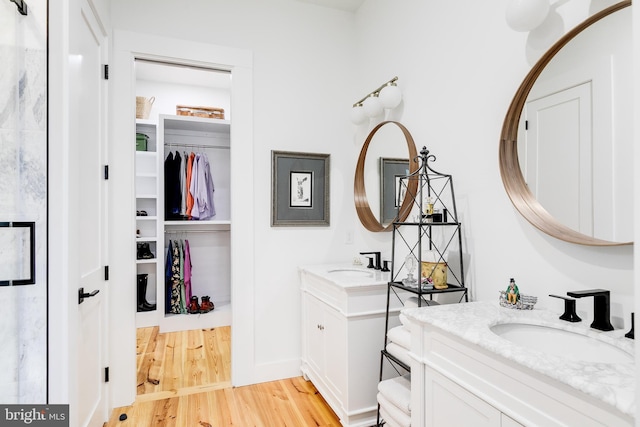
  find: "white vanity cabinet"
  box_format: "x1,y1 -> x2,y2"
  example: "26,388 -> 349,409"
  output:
405,303 -> 634,427
304,292 -> 347,403
299,265 -> 402,427
425,367 -> 523,427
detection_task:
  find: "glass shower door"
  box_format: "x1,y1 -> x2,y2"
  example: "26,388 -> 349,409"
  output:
0,0 -> 48,403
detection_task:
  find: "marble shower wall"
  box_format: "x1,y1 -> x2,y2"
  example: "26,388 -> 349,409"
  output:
0,0 -> 48,403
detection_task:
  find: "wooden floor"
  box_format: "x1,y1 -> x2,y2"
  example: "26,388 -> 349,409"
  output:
105,326 -> 340,426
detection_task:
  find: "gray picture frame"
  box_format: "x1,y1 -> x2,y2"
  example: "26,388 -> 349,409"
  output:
380,158 -> 411,224
271,150 -> 330,226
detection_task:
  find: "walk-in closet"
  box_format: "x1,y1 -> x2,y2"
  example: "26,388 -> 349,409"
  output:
133,59 -> 232,396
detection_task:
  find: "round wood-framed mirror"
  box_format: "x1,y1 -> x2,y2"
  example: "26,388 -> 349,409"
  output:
499,0 -> 632,246
355,121 -> 419,232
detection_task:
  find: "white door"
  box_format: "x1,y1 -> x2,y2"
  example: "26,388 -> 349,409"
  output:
523,82 -> 593,234
69,0 -> 109,425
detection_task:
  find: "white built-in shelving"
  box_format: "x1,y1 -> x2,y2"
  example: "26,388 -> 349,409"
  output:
157,114 -> 232,332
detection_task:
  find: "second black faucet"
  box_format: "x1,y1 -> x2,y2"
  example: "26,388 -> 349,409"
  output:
360,251 -> 381,270
566,289 -> 614,331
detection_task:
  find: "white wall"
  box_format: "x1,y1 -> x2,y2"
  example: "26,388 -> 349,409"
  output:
110,0 -> 634,388
110,0 -> 363,382
354,0 -> 633,326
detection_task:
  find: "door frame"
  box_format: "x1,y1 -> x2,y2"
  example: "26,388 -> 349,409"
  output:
108,30 -> 255,407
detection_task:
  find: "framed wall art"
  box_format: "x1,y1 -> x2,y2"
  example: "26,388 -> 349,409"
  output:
380,158 -> 411,224
271,150 -> 330,226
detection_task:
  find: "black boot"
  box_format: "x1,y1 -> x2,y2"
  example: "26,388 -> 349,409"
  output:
137,273 -> 156,312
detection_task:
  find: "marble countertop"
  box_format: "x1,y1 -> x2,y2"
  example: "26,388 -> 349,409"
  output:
299,263 -> 390,287
403,301 -> 636,416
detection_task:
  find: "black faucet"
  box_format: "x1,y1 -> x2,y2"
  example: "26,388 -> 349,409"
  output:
566,289 -> 614,331
359,251 -> 381,270
549,294 -> 581,322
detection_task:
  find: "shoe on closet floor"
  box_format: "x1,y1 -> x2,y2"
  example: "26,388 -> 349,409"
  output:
200,296 -> 214,313
187,296 -> 200,314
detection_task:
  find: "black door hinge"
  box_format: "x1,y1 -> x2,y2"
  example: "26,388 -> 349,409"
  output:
525,120 -> 529,130
104,367 -> 110,383
104,265 -> 109,281
104,165 -> 109,180
103,64 -> 109,80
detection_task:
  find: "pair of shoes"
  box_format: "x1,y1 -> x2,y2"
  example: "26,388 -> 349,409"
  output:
136,210 -> 148,216
186,296 -> 215,314
137,243 -> 154,260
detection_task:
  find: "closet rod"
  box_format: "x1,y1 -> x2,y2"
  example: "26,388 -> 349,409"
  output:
165,229 -> 229,233
165,142 -> 229,149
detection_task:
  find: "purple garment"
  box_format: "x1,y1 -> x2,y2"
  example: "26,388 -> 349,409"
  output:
184,239 -> 192,302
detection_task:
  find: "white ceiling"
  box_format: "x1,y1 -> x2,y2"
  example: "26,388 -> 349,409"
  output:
295,0 -> 364,12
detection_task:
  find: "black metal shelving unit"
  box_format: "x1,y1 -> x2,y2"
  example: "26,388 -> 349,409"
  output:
376,146 -> 468,426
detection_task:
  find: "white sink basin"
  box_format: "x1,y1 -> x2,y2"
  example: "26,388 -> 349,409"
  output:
490,322 -> 633,364
326,268 -> 374,278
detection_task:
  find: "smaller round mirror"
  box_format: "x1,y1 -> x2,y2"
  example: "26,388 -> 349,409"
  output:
354,121 -> 419,232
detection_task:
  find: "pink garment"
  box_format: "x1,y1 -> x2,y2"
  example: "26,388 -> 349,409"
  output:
184,239 -> 192,302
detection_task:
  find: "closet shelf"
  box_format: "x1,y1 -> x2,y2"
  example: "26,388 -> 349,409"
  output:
163,114 -> 230,135
135,151 -> 157,158
136,118 -> 156,126
136,194 -> 157,199
136,215 -> 158,221
165,220 -> 230,229
136,237 -> 157,243
136,258 -> 157,265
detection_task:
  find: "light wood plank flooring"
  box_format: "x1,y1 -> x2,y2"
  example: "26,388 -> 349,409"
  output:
106,326 -> 340,426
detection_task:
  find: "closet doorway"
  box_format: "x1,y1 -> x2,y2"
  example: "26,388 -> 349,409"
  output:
133,59 -> 232,399
110,31 -> 254,406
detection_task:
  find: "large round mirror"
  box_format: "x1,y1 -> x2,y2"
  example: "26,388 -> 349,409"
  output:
355,121 -> 418,232
500,0 -> 632,246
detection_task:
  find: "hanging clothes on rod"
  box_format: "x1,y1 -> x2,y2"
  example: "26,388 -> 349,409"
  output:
165,149 -> 216,220
190,152 -> 216,220
164,151 -> 183,219
164,238 -> 193,314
